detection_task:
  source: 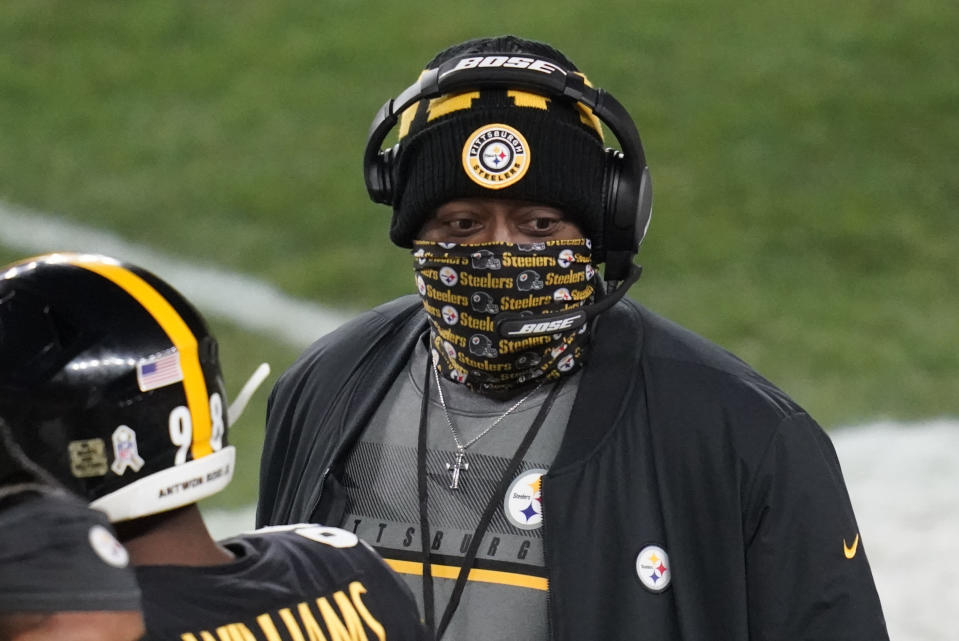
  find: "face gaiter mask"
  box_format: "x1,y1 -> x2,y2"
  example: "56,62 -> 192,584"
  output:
412,238 -> 597,395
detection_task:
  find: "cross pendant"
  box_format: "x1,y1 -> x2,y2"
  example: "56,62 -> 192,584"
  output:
446,449 -> 469,490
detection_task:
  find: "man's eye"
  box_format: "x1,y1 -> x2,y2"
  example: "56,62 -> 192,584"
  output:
525,217 -> 561,232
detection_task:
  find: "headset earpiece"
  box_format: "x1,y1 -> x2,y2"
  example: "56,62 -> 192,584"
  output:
601,150 -> 652,281
366,143 -> 398,205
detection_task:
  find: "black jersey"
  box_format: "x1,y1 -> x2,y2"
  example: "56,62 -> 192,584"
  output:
136,524 -> 426,641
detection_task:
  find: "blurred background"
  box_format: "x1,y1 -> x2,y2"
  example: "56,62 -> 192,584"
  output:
1,2 -> 956,637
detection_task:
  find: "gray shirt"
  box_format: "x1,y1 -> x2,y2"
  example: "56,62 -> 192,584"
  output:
340,337 -> 579,640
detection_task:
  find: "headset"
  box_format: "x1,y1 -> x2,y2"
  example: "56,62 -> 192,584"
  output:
363,52 -> 653,283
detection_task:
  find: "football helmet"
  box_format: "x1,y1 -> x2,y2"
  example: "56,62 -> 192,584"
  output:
516,270 -> 544,291
470,249 -> 502,270
0,253 -> 234,522
470,291 -> 500,314
512,351 -> 542,369
468,334 -> 497,358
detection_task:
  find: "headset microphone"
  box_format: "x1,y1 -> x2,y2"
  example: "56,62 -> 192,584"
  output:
494,263 -> 642,338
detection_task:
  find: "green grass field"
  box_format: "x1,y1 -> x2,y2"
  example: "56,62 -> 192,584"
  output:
2,1 -> 957,507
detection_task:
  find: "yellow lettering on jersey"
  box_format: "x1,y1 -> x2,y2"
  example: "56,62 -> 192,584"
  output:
279,607 -> 308,641
217,623 -> 256,641
317,592 -> 366,641
176,584 -> 386,641
297,601 -> 330,641
256,614 -> 283,641
349,582 -> 386,641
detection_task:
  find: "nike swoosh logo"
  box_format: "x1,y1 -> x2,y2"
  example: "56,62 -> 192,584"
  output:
843,533 -> 860,559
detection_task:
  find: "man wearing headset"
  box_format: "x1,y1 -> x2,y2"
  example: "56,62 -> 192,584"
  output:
258,35 -> 889,640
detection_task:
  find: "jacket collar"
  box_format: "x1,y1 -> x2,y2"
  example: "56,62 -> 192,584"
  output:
552,299 -> 646,471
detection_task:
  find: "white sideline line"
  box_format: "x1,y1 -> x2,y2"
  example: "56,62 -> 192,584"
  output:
0,201 -> 352,347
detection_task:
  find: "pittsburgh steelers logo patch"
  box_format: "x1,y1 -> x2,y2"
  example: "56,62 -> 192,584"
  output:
462,124 -> 530,189
504,468 -> 547,530
636,544 -> 672,592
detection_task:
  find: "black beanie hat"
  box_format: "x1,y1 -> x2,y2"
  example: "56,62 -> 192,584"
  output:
389,36 -> 608,248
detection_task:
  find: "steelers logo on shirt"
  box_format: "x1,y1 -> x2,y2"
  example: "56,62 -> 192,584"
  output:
504,469 -> 547,530
462,124 -> 530,189
636,544 -> 672,592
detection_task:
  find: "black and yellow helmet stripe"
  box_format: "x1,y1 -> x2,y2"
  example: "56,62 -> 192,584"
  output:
62,254 -> 214,459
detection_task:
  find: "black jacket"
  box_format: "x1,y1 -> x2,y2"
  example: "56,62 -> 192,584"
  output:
258,295 -> 888,641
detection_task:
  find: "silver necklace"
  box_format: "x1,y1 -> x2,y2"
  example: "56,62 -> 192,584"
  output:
432,366 -> 544,490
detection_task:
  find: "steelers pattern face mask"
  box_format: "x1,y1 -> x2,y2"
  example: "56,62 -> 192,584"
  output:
412,239 -> 596,394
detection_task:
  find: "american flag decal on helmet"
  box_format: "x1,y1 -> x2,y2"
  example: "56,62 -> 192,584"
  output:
136,349 -> 184,392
